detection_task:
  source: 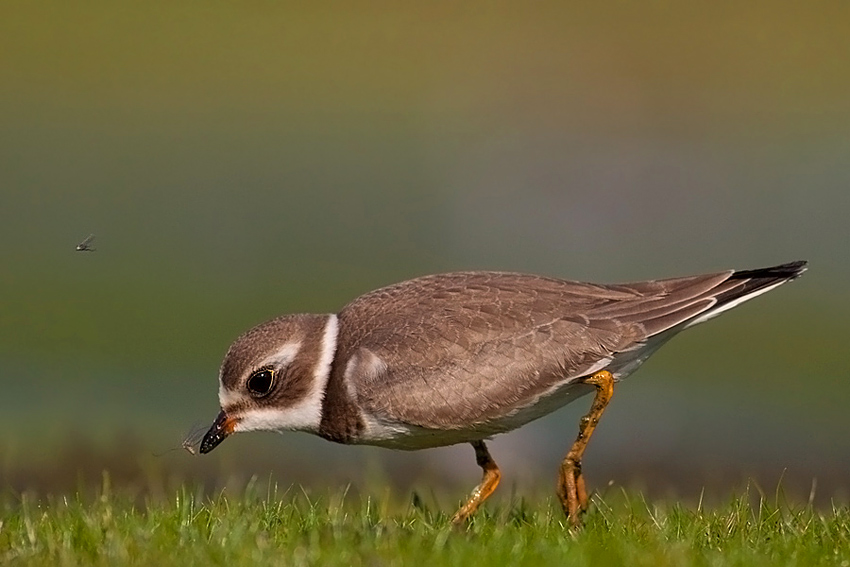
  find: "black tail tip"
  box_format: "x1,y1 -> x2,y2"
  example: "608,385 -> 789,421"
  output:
732,260 -> 808,281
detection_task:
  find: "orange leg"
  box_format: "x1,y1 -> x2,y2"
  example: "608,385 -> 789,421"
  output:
556,370 -> 614,528
451,440 -> 501,524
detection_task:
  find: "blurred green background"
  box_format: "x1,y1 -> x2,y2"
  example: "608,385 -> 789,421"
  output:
1,2 -> 848,505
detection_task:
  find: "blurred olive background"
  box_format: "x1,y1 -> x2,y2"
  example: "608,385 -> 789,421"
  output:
1,2 -> 848,506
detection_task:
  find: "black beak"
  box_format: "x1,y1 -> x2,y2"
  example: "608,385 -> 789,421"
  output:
199,410 -> 237,454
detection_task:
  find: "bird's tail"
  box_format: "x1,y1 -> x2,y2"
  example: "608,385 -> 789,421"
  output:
684,260 -> 807,329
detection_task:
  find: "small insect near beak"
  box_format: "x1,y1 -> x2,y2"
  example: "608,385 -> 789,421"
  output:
199,410 -> 238,454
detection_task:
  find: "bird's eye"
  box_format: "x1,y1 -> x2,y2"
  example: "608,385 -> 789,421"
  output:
246,369 -> 275,397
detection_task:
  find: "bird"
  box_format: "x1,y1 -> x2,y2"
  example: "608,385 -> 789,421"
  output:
75,233 -> 96,252
199,261 -> 806,527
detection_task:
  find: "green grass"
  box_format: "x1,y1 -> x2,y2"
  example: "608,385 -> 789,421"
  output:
2,478 -> 849,567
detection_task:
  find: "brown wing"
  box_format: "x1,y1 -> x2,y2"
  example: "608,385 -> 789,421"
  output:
336,272 -> 643,429
337,265 -> 801,430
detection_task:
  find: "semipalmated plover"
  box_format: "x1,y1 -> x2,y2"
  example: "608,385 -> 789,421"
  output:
200,261 -> 806,526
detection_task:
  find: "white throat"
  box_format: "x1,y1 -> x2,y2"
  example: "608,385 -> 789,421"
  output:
235,314 -> 339,434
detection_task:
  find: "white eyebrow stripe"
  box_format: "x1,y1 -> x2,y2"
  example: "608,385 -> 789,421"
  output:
258,341 -> 302,369
217,341 -> 302,408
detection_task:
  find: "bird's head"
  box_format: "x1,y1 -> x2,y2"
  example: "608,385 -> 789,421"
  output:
199,313 -> 338,453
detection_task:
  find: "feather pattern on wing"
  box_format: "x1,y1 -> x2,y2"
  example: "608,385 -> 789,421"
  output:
334,264 -> 804,432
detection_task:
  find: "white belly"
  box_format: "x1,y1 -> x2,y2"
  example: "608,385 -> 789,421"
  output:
350,337 -> 671,450
353,380 -> 595,450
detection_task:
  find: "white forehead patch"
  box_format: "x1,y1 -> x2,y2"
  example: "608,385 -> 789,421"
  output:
218,384 -> 240,408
